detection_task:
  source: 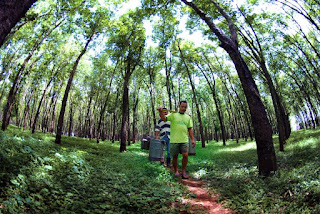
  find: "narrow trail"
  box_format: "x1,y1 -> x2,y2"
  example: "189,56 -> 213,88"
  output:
178,178 -> 234,214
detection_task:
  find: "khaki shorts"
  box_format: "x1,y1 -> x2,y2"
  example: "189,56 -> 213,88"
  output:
170,143 -> 189,157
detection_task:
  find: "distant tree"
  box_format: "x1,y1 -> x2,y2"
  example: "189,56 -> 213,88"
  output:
107,11 -> 145,152
55,6 -> 110,144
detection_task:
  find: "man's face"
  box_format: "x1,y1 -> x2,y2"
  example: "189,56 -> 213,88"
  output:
179,102 -> 187,113
163,110 -> 168,115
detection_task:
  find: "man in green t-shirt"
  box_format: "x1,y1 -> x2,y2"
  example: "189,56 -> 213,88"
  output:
157,101 -> 196,179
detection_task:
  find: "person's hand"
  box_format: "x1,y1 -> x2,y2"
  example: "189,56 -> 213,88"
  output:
157,106 -> 163,111
192,140 -> 196,148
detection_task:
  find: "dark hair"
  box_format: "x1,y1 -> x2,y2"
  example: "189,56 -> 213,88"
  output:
162,107 -> 167,110
179,101 -> 187,105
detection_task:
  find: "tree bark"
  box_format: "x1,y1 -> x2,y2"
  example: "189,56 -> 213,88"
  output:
0,0 -> 37,47
50,96 -> 57,134
165,51 -> 173,110
112,90 -> 119,143
68,101 -> 73,136
132,86 -> 140,144
120,70 -> 131,152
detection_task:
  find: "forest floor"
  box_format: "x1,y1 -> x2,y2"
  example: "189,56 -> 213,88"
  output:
168,166 -> 233,214
1,126 -> 320,213
178,177 -> 233,214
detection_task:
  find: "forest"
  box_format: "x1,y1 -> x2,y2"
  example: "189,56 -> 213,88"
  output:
0,0 -> 320,213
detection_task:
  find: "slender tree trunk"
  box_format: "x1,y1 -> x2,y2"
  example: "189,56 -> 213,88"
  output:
29,95 -> 38,129
165,51 -> 173,110
171,78 -> 178,110
120,70 -> 131,152
42,99 -> 49,133
48,91 -> 58,134
85,95 -> 93,138
132,86 -> 139,144
145,63 -> 157,131
55,32 -> 94,144
90,93 -> 99,139
68,101 -> 73,136
112,90 -> 119,143
228,94 -> 240,143
77,105 -> 83,137
127,98 -> 131,146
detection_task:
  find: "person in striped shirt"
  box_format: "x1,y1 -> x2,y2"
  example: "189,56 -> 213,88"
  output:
155,107 -> 171,167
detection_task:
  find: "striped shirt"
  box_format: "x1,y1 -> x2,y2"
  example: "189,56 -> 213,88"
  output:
155,119 -> 171,139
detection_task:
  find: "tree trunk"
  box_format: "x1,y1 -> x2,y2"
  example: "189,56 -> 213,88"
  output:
0,0 -> 37,47
90,93 -> 99,139
127,100 -> 131,146
55,32 -> 94,144
120,70 -> 131,152
165,51 -> 173,110
50,98 -> 57,134
85,95 -> 93,138
112,90 -> 119,143
144,63 -> 157,132
228,93 -> 240,143
132,86 -> 140,144
181,0 -> 277,175
68,101 -> 73,136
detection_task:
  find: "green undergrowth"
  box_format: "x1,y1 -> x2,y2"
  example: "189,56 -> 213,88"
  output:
0,125 -> 186,213
1,125 -> 320,213
186,129 -> 320,213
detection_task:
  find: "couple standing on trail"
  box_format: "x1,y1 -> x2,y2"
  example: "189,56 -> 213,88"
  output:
156,101 -> 196,179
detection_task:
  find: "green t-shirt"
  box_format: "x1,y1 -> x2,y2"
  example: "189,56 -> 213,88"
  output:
166,112 -> 193,143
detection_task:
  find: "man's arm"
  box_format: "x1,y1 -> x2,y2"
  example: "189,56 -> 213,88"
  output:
188,128 -> 196,148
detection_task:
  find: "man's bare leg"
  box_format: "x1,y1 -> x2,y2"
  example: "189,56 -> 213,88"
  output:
172,154 -> 179,174
181,152 -> 188,175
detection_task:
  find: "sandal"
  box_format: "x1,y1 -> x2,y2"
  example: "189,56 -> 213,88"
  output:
181,173 -> 189,179
174,172 -> 181,177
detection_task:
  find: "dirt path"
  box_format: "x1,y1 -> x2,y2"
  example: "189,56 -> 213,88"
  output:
177,178 -> 234,214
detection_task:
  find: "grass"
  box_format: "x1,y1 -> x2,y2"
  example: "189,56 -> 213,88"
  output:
0,125 -> 320,213
0,125 -> 186,213
186,128 -> 320,213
